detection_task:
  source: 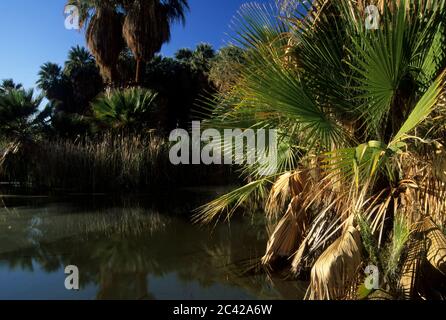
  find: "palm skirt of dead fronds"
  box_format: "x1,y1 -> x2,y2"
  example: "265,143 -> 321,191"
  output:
262,196 -> 308,266
87,6 -> 124,83
305,222 -> 363,300
398,217 -> 446,298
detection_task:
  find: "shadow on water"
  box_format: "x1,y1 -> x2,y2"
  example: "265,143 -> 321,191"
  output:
0,192 -> 307,300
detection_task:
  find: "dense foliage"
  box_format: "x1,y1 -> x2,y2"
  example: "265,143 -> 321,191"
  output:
197,0 -> 446,300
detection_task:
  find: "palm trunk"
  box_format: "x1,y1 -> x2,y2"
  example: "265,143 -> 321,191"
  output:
135,59 -> 145,85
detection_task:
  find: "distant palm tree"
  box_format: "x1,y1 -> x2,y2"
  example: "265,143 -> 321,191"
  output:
0,89 -> 48,141
37,63 -> 66,99
175,44 -> 215,72
122,0 -> 189,84
66,0 -> 125,84
0,79 -> 23,94
37,48 -> 103,116
209,45 -> 246,93
174,48 -> 194,62
64,45 -> 97,77
174,44 -> 215,73
64,46 -> 104,113
189,43 -> 215,72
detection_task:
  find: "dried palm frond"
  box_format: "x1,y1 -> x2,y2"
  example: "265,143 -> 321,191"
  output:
265,170 -> 307,219
290,236 -> 309,275
123,0 -> 169,84
86,5 -> 124,83
290,201 -> 343,275
398,227 -> 424,299
423,217 -> 446,275
262,196 -> 308,266
398,217 -> 446,299
399,150 -> 446,227
432,144 -> 446,183
265,172 -> 294,219
359,187 -> 393,247
0,141 -> 22,174
305,223 -> 363,300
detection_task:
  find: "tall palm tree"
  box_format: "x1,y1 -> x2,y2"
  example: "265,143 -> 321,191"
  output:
66,0 -> 125,84
196,0 -> 446,300
122,0 -> 189,84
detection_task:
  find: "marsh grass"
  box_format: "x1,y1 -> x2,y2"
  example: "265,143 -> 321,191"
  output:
0,133 -> 234,193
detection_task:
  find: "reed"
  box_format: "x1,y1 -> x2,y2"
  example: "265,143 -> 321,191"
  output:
0,133 -> 233,193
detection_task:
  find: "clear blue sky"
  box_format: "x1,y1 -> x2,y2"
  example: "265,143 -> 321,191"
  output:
0,0 -> 269,89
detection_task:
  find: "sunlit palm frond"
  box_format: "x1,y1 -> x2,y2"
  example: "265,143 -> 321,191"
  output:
305,221 -> 363,300
193,178 -> 270,225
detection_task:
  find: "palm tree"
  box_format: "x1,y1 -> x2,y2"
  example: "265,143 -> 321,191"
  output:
64,45 -> 98,77
0,89 -> 51,176
37,63 -> 69,102
0,79 -> 23,94
66,0 -> 125,84
189,43 -> 215,73
0,89 -> 48,141
209,45 -> 246,93
196,0 -> 446,300
174,44 -> 215,72
92,87 -> 159,131
122,0 -> 189,84
37,48 -> 103,116
174,48 -> 194,62
64,46 -> 104,113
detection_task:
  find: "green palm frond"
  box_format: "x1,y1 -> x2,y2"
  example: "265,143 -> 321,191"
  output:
92,87 -> 158,130
0,89 -> 46,140
340,0 -> 446,139
232,2 -> 289,49
392,69 -> 446,144
193,178 -> 270,225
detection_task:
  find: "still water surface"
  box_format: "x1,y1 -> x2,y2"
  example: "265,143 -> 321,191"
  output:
0,193 -> 306,300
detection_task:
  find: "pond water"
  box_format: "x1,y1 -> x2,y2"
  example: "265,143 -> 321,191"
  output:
0,193 -> 306,300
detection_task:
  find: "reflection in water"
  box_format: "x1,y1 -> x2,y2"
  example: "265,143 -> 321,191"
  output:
0,195 -> 307,300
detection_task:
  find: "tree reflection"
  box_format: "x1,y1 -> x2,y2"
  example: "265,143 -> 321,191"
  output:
0,198 -> 306,299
